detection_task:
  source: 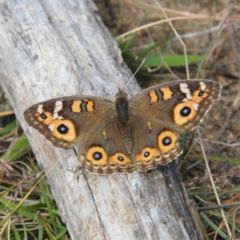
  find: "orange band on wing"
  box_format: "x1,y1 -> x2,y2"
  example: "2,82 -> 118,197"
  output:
160,87 -> 173,100
86,100 -> 94,112
71,100 -> 82,112
71,100 -> 95,112
149,91 -> 158,102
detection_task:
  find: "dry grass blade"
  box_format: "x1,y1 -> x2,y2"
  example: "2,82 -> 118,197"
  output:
197,127 -> 232,238
154,0 -> 189,79
0,110 -> 14,117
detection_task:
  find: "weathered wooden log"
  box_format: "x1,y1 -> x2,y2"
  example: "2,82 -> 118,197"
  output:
0,0 -> 203,239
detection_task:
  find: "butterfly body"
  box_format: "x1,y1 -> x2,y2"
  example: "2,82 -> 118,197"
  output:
24,80 -> 221,174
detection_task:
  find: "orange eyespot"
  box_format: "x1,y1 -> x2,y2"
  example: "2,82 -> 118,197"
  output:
136,147 -> 158,162
37,111 -> 53,124
50,120 -> 77,141
158,131 -> 178,153
86,146 -> 108,165
192,89 -> 210,103
109,152 -> 132,165
173,101 -> 198,126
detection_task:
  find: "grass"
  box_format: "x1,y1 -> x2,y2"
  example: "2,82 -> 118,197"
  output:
0,120 -> 69,239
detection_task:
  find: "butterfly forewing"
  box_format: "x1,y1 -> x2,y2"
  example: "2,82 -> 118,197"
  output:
129,80 -> 221,132
24,95 -> 114,149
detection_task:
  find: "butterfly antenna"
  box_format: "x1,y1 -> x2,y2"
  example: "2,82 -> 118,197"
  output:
124,57 -> 147,91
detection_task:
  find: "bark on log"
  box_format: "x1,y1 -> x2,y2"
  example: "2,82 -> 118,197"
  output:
0,0 -> 203,239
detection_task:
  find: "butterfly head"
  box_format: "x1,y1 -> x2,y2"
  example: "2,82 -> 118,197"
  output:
115,89 -> 128,100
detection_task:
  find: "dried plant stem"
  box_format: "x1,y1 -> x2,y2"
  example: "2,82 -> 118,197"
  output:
153,0 -> 190,78
197,127 -> 232,238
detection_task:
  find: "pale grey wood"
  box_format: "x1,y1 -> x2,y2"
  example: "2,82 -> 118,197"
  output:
0,0 -> 203,239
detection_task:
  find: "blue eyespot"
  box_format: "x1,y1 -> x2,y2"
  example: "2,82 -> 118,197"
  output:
163,137 -> 171,146
118,156 -> 124,161
144,151 -> 150,157
40,113 -> 47,119
57,124 -> 68,134
180,106 -> 191,116
93,152 -> 102,160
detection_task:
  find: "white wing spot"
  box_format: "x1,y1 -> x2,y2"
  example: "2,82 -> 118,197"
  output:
53,113 -> 58,119
199,82 -> 206,91
54,101 -> 63,113
180,83 -> 192,99
53,114 -> 64,120
48,124 -> 55,131
53,101 -> 63,119
37,104 -> 43,114
193,103 -> 199,111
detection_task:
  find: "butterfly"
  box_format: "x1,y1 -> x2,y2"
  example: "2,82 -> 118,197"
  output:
24,80 -> 221,174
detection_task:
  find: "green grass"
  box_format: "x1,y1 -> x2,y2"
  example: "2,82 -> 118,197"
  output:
0,121 -> 69,239
118,33 -> 202,71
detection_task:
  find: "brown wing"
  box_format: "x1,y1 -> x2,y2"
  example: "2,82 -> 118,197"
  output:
129,80 -> 221,132
24,95 -> 115,149
77,118 -> 136,174
24,95 -> 137,174
128,80 -> 221,170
